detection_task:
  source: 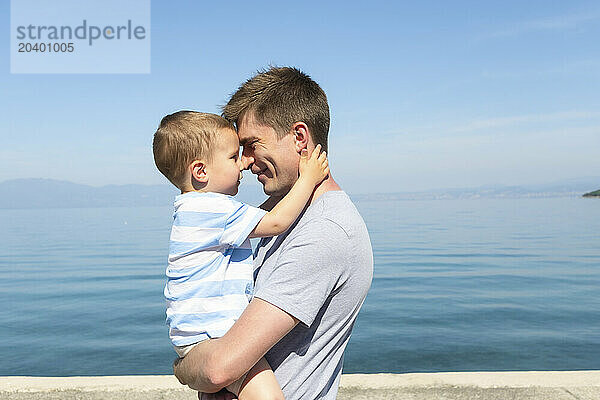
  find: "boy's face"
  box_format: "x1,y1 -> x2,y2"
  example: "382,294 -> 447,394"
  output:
205,128 -> 243,196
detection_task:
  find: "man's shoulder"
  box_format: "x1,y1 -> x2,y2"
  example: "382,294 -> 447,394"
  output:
296,191 -> 366,239
256,190 -> 370,261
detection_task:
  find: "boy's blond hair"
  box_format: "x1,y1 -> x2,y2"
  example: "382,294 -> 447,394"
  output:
153,111 -> 234,189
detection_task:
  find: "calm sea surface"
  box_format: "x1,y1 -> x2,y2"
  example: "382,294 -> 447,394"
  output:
1,197 -> 599,376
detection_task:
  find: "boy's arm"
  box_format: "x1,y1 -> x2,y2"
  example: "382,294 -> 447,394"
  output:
250,145 -> 328,238
173,297 -> 299,392
249,177 -> 316,238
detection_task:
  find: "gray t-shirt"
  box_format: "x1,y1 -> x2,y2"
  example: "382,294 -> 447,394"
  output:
253,190 -> 373,400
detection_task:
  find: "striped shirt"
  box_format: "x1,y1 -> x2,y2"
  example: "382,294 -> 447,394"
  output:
164,191 -> 267,347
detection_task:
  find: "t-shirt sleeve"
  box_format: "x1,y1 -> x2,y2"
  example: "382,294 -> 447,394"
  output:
253,220 -> 347,327
220,198 -> 267,248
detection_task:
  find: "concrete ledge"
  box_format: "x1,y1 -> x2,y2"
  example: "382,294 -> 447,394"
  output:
340,371 -> 600,388
1,372 -> 599,400
0,375 -> 184,392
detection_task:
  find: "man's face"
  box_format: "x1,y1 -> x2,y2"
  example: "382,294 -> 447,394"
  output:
237,113 -> 298,197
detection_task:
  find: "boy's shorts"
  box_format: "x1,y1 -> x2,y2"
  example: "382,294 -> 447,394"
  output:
175,342 -> 248,396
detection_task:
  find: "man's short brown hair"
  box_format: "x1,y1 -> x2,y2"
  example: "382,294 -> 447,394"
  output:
222,66 -> 330,151
152,111 -> 234,189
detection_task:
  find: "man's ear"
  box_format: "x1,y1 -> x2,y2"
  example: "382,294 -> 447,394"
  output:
291,122 -> 309,154
189,160 -> 208,183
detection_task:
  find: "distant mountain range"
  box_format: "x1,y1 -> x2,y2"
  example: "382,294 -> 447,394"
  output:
352,177 -> 600,201
0,179 -> 179,209
0,177 -> 598,209
0,178 -> 269,209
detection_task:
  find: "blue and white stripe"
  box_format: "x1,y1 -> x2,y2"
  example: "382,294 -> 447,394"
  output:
165,192 -> 266,347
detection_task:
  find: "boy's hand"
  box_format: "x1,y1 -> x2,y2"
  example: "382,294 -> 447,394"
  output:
298,144 -> 329,186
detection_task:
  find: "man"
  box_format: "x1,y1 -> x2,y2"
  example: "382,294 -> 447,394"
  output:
174,67 -> 373,400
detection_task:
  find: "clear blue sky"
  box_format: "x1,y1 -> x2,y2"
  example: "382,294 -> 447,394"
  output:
1,0 -> 599,193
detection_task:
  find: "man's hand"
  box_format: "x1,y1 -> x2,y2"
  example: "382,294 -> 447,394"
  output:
173,357 -> 185,385
172,298 -> 298,393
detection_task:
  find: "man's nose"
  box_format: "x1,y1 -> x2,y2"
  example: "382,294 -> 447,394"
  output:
241,153 -> 254,170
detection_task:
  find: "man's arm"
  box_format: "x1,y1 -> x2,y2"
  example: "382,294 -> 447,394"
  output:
173,297 -> 299,392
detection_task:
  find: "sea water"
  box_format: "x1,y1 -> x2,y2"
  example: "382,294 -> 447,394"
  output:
1,197 -> 598,375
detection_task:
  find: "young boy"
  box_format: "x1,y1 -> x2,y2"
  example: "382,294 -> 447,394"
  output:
153,111 -> 329,399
